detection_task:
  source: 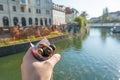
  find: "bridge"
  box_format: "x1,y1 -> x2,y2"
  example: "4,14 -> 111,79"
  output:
90,23 -> 120,28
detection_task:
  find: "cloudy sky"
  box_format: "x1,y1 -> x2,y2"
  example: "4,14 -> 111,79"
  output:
52,0 -> 120,18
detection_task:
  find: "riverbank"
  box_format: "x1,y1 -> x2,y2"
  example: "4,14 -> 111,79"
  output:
0,34 -> 70,57
0,27 -> 89,57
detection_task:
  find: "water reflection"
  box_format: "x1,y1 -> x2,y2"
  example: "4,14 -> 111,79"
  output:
55,33 -> 89,53
100,28 -> 108,42
54,28 -> 120,80
99,28 -> 120,43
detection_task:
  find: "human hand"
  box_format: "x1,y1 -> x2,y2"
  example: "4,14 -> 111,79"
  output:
21,47 -> 61,80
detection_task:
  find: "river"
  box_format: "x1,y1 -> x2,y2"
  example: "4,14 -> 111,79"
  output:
0,28 -> 120,80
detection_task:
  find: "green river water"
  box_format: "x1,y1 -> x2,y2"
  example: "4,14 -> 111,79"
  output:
0,28 -> 120,80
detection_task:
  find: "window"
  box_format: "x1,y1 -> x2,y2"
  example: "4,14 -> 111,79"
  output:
21,17 -> 26,26
21,0 -> 26,3
38,9 -> 41,14
29,18 -> 32,25
3,16 -> 9,26
21,7 -> 24,12
40,18 -> 43,26
28,8 -> 31,13
0,5 -> 3,11
46,10 -> 50,14
45,18 -> 47,25
49,18 -> 51,25
35,18 -> 38,25
13,6 -> 16,11
36,9 -> 41,14
36,9 -> 38,13
36,0 -> 40,5
13,17 -> 18,25
28,0 -> 30,3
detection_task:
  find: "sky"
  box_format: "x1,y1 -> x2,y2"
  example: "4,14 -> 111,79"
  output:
52,0 -> 120,19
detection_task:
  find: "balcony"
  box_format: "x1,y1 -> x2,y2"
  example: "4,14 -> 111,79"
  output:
19,0 -> 28,6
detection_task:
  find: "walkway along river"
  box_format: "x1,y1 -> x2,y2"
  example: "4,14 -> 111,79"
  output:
0,28 -> 120,80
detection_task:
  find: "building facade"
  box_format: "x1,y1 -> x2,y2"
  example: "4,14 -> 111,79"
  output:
109,11 -> 120,19
65,7 -> 79,23
52,3 -> 66,25
0,0 -> 52,27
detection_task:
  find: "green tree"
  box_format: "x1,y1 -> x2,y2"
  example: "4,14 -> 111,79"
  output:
74,16 -> 83,31
80,11 -> 88,26
74,11 -> 88,32
80,11 -> 88,18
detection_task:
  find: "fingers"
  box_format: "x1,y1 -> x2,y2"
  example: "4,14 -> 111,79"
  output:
46,54 -> 61,67
23,47 -> 36,61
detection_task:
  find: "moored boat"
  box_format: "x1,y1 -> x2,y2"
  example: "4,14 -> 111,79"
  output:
111,27 -> 120,33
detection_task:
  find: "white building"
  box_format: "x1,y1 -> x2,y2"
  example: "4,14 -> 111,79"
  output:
52,3 -> 66,25
0,0 -> 52,27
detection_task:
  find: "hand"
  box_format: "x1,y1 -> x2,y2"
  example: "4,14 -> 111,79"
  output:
21,47 -> 61,80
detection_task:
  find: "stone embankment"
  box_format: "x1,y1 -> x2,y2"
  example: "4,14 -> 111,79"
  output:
0,34 -> 70,57
0,27 -> 89,57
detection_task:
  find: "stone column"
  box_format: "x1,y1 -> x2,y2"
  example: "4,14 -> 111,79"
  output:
42,18 -> 45,26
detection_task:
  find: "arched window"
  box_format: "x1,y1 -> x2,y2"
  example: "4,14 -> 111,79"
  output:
40,18 -> 43,26
13,17 -> 18,25
35,18 -> 38,25
45,18 -> 47,26
21,17 -> 26,26
3,16 -> 9,26
29,17 -> 32,25
49,18 -> 51,25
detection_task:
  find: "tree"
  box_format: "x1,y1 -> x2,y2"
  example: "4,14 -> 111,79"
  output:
80,11 -> 88,26
102,7 -> 110,23
74,11 -> 88,32
80,11 -> 88,18
74,16 -> 87,31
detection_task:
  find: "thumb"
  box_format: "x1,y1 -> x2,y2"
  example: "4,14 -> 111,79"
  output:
47,54 -> 61,67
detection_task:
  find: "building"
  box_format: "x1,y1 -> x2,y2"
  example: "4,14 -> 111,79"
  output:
52,3 -> 66,25
0,0 -> 52,27
89,17 -> 101,23
109,11 -> 120,19
65,7 -> 79,23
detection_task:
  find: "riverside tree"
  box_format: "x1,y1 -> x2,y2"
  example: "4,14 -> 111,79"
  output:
101,7 -> 110,23
74,11 -> 88,32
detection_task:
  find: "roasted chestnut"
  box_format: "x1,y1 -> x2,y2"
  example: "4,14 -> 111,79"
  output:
49,44 -> 56,51
31,38 -> 56,61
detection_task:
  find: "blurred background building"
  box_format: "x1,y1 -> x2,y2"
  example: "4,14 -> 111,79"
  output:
0,0 -> 52,27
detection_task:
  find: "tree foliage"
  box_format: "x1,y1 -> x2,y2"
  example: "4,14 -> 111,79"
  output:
74,11 -> 88,31
102,7 -> 110,23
